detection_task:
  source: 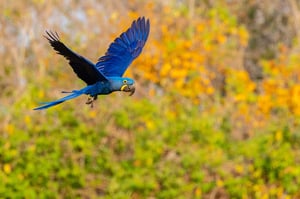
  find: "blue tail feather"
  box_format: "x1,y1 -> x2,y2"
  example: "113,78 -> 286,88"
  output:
34,91 -> 85,110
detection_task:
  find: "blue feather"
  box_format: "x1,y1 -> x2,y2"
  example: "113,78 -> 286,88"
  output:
33,92 -> 84,110
96,17 -> 150,77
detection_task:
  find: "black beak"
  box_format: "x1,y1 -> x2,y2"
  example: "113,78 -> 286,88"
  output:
121,85 -> 135,96
128,85 -> 135,96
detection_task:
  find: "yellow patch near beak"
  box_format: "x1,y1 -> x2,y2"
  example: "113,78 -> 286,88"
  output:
121,85 -> 128,91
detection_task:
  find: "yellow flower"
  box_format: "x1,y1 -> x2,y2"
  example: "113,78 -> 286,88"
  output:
24,115 -> 31,126
235,164 -> 244,174
171,57 -> 181,66
238,27 -> 249,47
38,90 -> 44,99
3,164 -> 11,174
161,25 -> 169,35
275,131 -> 282,142
110,9 -> 119,20
206,86 -> 214,95
145,120 -> 155,130
89,110 -> 97,118
128,11 -> 138,19
174,78 -> 185,89
257,95 -> 272,115
291,84 -> 300,115
216,179 -> 224,187
194,187 -> 202,197
134,160 -> 141,167
276,88 -> 288,108
275,187 -> 283,198
234,94 -> 246,102
160,63 -> 171,77
5,124 -> 14,135
170,69 -> 187,79
217,34 -> 227,44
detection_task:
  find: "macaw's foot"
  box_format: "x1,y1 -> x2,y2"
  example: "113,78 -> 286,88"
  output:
86,96 -> 97,108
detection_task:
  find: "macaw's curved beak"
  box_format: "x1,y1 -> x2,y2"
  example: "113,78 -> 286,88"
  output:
121,85 -> 135,96
128,85 -> 135,96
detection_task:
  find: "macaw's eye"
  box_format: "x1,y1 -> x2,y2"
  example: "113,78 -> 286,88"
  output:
123,80 -> 128,84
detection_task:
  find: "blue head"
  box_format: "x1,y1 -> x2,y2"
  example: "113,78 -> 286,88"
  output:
108,77 -> 135,95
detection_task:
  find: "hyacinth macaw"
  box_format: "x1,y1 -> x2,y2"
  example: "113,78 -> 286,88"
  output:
34,17 -> 150,110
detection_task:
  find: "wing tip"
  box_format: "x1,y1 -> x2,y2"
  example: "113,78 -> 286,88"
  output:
44,30 -> 60,42
96,16 -> 150,77
134,16 -> 150,27
133,16 -> 150,41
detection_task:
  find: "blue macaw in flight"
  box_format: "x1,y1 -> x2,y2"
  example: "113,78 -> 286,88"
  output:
34,17 -> 150,110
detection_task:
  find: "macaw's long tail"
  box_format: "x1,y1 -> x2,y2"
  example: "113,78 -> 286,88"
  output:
33,90 -> 86,110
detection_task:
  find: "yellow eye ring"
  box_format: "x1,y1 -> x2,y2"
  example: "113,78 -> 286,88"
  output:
123,80 -> 127,84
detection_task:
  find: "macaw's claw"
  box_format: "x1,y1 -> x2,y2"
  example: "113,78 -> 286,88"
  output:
86,96 -> 97,108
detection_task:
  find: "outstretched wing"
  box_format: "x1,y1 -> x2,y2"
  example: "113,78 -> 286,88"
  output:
96,17 -> 150,77
44,31 -> 107,85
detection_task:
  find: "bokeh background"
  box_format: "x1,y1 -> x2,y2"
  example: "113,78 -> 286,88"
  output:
1,0 -> 300,198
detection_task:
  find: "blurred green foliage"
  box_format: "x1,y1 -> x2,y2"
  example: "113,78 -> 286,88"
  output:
1,0 -> 300,198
